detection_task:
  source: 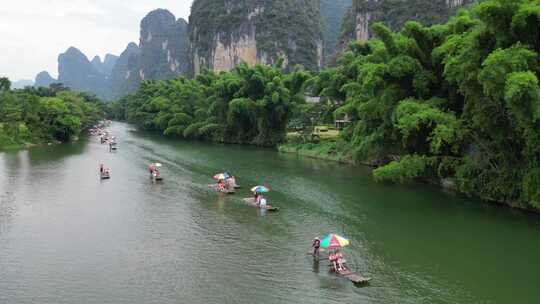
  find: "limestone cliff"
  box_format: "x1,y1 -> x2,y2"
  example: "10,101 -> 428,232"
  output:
91,54 -> 118,77
137,9 -> 189,80
189,0 -> 324,75
113,9 -> 190,97
34,71 -> 56,88
340,0 -> 472,47
320,0 -> 352,62
108,42 -> 141,99
45,9 -> 190,100
57,47 -> 108,97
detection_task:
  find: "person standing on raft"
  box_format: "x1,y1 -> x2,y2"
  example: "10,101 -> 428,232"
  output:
312,237 -> 320,257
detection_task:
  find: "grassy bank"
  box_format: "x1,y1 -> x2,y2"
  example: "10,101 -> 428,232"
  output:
278,138 -> 354,164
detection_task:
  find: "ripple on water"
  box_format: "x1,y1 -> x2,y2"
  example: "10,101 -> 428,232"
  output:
2,123 -> 540,304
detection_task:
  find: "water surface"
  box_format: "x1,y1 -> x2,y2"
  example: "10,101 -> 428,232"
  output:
1,122 -> 539,304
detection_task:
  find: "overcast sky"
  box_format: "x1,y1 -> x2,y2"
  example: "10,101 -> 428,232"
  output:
0,0 -> 194,81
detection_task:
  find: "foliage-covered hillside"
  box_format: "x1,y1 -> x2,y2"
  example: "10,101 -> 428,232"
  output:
0,78 -> 104,149
312,0 -> 540,209
108,62 -> 312,147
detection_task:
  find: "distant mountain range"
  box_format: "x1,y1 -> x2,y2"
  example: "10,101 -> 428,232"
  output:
33,0 -> 470,100
11,79 -> 34,89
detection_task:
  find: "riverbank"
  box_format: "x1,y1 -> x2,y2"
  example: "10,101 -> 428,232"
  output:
0,137 -> 81,152
279,139 -> 540,214
278,139 -> 354,164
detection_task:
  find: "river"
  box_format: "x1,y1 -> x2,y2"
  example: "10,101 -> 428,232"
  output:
1,122 -> 540,304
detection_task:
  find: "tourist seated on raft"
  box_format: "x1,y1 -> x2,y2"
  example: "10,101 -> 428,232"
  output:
218,179 -> 226,191
329,251 -> 344,271
333,252 -> 345,271
254,193 -> 264,205
337,257 -> 345,271
224,173 -> 237,187
226,177 -> 236,188
329,252 -> 337,270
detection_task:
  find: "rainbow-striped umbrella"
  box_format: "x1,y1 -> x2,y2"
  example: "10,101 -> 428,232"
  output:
320,234 -> 350,249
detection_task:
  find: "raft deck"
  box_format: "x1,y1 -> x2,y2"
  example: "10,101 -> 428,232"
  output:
337,267 -> 371,284
242,198 -> 279,211
310,253 -> 371,285
208,184 -> 235,194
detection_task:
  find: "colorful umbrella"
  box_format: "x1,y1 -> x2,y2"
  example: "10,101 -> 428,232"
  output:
213,173 -> 227,180
251,185 -> 270,193
320,234 -> 350,249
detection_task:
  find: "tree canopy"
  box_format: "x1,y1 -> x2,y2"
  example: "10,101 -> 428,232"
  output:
0,79 -> 104,148
110,0 -> 540,210
313,0 -> 540,209
109,63 -> 313,147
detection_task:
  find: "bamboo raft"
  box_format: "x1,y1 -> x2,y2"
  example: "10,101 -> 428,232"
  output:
151,175 -> 163,181
335,266 -> 371,284
242,198 -> 279,211
208,184 -> 235,194
309,252 -> 371,285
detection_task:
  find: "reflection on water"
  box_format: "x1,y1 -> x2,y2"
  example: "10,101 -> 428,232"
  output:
0,122 -> 540,304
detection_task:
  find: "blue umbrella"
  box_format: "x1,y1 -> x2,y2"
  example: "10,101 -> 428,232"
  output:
251,185 -> 270,193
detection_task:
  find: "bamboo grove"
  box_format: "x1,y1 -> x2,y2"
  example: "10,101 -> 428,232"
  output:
109,0 -> 540,210
109,62 -> 312,147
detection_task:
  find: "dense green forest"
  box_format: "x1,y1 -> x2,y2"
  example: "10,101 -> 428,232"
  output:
0,78 -> 104,149
311,0 -> 540,209
108,62 -> 312,147
112,0 -> 540,210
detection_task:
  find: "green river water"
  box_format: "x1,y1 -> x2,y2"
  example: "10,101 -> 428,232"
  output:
1,122 -> 540,304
